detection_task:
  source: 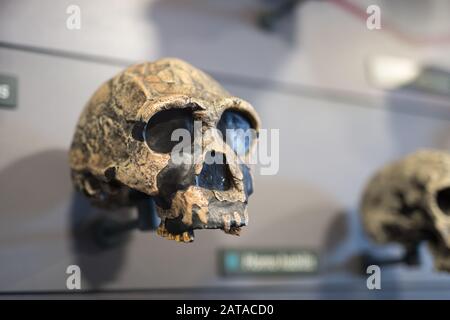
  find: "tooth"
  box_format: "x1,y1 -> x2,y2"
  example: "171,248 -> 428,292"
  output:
157,223 -> 169,238
182,231 -> 193,242
234,212 -> 241,226
223,214 -> 231,232
156,220 -> 195,242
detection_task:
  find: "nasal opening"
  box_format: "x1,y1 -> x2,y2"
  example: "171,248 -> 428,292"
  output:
436,187 -> 450,216
196,152 -> 232,191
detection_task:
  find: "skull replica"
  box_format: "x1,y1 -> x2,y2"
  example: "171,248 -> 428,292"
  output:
360,149 -> 450,271
69,58 -> 260,243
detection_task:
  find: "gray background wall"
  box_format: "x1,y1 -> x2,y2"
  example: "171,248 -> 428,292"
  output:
1,0 -> 450,298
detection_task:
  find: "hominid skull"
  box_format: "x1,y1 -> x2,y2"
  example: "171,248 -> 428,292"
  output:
69,58 -> 260,243
360,150 -> 450,271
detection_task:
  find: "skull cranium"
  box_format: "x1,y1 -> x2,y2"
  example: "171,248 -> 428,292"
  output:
360,149 -> 450,271
69,58 -> 260,242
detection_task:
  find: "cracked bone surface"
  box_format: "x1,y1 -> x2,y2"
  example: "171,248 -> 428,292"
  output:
360,149 -> 450,272
69,58 -> 260,242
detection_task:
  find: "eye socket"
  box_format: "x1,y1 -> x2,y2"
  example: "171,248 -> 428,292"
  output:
144,108 -> 194,153
217,110 -> 255,156
437,187 -> 450,216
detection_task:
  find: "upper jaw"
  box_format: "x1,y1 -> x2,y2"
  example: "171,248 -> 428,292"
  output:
156,188 -> 248,242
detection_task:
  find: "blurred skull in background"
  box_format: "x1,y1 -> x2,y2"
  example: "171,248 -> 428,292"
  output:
361,149 -> 450,271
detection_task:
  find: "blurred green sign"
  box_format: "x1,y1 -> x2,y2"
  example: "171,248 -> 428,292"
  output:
220,249 -> 319,276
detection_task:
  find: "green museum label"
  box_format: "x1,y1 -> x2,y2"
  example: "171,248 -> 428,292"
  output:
220,249 -> 319,276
